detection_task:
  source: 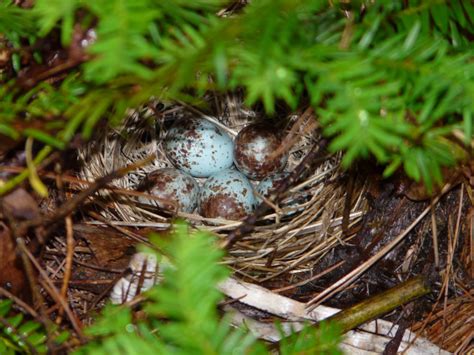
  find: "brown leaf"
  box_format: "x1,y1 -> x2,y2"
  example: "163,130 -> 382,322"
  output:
1,188 -> 40,220
0,222 -> 29,300
74,225 -> 137,269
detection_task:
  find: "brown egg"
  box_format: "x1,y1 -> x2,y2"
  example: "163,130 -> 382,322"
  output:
234,123 -> 288,180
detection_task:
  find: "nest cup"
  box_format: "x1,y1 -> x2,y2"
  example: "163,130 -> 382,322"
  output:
78,95 -> 367,282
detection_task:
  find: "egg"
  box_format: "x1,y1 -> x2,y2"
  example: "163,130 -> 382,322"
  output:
138,168 -> 199,213
234,122 -> 288,180
164,118 -> 234,177
255,172 -> 289,202
199,169 -> 256,220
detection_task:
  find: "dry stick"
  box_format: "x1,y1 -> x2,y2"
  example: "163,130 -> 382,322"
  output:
54,163 -> 75,323
454,330 -> 474,354
16,239 -> 85,341
222,138 -> 329,250
272,276 -> 430,353
430,198 -> 439,268
87,211 -> 150,245
220,277 -> 447,354
0,287 -> 39,318
442,185 -> 464,346
323,275 -> 431,334
16,155 -> 156,238
341,173 -> 354,237
57,215 -> 74,322
306,183 -> 452,310
0,166 -> 175,204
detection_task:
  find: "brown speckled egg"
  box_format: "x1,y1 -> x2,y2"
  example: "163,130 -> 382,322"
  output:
164,118 -> 234,178
138,168 -> 199,213
234,123 -> 288,180
199,169 -> 256,220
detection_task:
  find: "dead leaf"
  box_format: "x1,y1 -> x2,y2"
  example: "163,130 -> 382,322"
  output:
1,188 -> 40,220
0,222 -> 30,300
74,225 -> 137,269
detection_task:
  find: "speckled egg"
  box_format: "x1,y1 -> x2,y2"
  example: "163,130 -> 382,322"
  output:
234,123 -> 288,180
256,172 -> 289,202
138,168 -> 199,213
199,169 -> 256,220
164,118 -> 234,178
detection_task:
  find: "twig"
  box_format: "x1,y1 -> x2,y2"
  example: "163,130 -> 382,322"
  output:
16,239 -> 85,341
441,185 -> 464,346
430,198 -> 439,268
0,166 -> 179,203
58,215 -> 74,321
87,211 -> 150,245
0,286 -> 39,318
16,155 -> 156,238
219,277 -> 447,354
222,138 -> 329,249
53,163 -> 75,322
323,276 -> 431,334
342,174 -> 354,237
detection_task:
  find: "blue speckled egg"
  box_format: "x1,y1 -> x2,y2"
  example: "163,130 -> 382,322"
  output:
138,168 -> 199,213
164,118 -> 234,178
199,169 -> 256,220
256,172 -> 289,202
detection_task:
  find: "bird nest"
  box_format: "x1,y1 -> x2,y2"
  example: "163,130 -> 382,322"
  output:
77,94 -> 368,282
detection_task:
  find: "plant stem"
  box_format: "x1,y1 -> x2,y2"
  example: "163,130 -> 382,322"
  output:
323,275 -> 431,334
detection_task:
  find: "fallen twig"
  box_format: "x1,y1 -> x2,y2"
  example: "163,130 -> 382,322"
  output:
219,277 -> 448,354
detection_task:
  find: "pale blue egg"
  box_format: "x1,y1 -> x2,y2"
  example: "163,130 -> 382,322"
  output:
164,118 -> 234,178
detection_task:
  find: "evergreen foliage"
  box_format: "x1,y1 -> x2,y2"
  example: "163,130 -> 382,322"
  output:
0,0 -> 473,191
75,222 -> 341,354
0,299 -> 69,354
0,299 -> 47,354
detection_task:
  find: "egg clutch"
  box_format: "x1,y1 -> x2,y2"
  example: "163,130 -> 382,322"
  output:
137,117 -> 289,220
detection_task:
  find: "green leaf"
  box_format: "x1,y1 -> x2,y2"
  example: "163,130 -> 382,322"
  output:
0,301 -> 12,317
403,19 -> 421,51
18,321 -> 41,337
34,0 -> 80,45
84,0 -> 161,82
358,15 -> 382,50
0,2 -> 35,39
383,156 -> 402,177
22,129 -> 65,150
6,314 -> 23,329
431,4 -> 449,33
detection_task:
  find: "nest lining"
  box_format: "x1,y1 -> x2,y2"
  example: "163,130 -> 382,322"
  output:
78,94 -> 368,281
